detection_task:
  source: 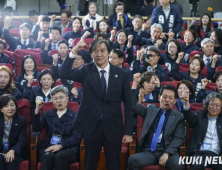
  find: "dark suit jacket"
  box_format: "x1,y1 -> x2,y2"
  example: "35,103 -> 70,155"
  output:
60,57 -> 133,141
0,114 -> 27,158
32,107 -> 81,154
183,109 -> 222,156
132,93 -> 185,154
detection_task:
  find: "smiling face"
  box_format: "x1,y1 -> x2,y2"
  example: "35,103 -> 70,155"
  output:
0,70 -> 10,89
1,99 -> 16,119
184,31 -> 194,44
61,13 -> 69,25
72,19 -> 81,32
24,58 -> 35,73
208,98 -> 222,118
117,32 -> 127,45
89,4 -> 97,15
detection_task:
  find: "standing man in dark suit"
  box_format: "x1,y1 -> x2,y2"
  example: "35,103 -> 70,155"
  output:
183,92 -> 222,169
60,39 -> 133,170
128,82 -> 185,170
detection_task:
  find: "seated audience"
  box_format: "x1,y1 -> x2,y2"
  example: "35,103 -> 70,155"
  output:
189,24 -> 203,49
210,28 -> 222,57
3,20 -> 35,51
27,10 -> 39,31
23,69 -> 55,109
171,55 -> 205,97
15,55 -> 39,93
160,38 -> 186,71
133,46 -> 168,82
176,80 -> 195,113
132,72 -> 160,104
0,39 -> 9,63
109,48 -> 133,81
180,29 -> 199,62
0,66 -> 22,100
137,23 -> 168,50
197,71 -> 222,103
82,2 -> 103,30
32,15 -> 51,41
33,85 -> 81,170
199,38 -> 222,80
97,20 -> 111,38
107,2 -> 132,30
182,92 -> 222,170
128,85 -> 185,170
0,94 -> 27,170
50,10 -> 72,33
62,17 -> 93,48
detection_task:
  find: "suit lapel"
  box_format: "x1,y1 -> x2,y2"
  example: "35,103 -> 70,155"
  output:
0,116 -> 4,149
164,110 -> 176,138
106,64 -> 118,100
89,64 -> 102,99
216,115 -> 222,148
202,116 -> 208,140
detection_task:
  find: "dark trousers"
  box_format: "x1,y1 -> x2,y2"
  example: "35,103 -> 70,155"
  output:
83,119 -> 122,170
39,150 -> 78,170
128,149 -> 185,170
190,151 -> 222,170
79,1 -> 89,15
0,154 -> 23,170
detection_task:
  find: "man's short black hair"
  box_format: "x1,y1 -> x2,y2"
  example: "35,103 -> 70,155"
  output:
132,15 -> 143,21
89,39 -> 112,53
50,26 -> 62,35
42,16 -> 51,22
94,33 -> 108,40
19,23 -> 32,32
60,10 -> 72,18
28,10 -> 39,16
145,0 -> 154,4
0,39 -> 7,49
111,49 -> 125,59
160,85 -> 178,98
58,40 -> 69,47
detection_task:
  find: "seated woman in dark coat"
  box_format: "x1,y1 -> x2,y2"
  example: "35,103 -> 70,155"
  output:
0,94 -> 27,170
33,85 -> 81,170
15,55 -> 39,93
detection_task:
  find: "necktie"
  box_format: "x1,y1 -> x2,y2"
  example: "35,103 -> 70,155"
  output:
23,40 -> 27,47
53,44 -> 56,50
206,59 -> 210,67
150,111 -> 166,152
100,70 -> 106,100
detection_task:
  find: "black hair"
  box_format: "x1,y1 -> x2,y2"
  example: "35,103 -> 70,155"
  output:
213,71 -> 222,83
116,29 -> 128,45
28,10 -> 39,16
200,13 -> 212,33
97,20 -> 109,34
50,26 -> 62,35
185,29 -> 197,41
113,2 -> 125,14
60,10 -> 72,18
211,29 -> 222,45
19,23 -> 32,32
145,0 -> 154,3
165,38 -> 181,55
38,69 -> 55,87
177,80 -> 195,99
111,49 -> 125,59
0,94 -> 18,114
89,39 -> 112,53
94,33 -> 108,40
58,40 -> 69,47
190,24 -> 201,38
0,39 -> 7,49
21,55 -> 37,75
42,16 -> 51,22
138,71 -> 157,88
189,56 -> 205,73
72,17 -> 82,27
160,85 -> 178,98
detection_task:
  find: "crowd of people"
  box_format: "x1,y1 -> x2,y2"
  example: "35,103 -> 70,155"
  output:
0,0 -> 222,170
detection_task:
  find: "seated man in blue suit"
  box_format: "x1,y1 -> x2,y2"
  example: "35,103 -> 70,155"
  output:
60,39 -> 133,170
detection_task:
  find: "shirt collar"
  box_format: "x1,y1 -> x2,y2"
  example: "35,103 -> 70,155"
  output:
162,5 -> 170,10
203,54 -> 212,62
207,114 -> 218,121
61,23 -> 69,29
21,38 -> 29,44
42,88 -> 51,97
96,62 -> 110,75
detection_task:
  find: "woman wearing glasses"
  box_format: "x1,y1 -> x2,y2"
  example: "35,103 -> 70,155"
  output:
33,85 -> 81,170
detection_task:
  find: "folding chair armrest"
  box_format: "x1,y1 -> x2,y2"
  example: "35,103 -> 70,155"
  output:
179,142 -> 186,157
129,135 -> 137,156
30,136 -> 39,170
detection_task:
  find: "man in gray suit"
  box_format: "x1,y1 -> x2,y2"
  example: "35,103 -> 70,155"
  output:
128,73 -> 185,170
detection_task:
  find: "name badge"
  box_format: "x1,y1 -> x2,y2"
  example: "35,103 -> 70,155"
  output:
50,135 -> 61,145
3,142 -> 9,151
201,142 -> 211,150
153,132 -> 163,143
